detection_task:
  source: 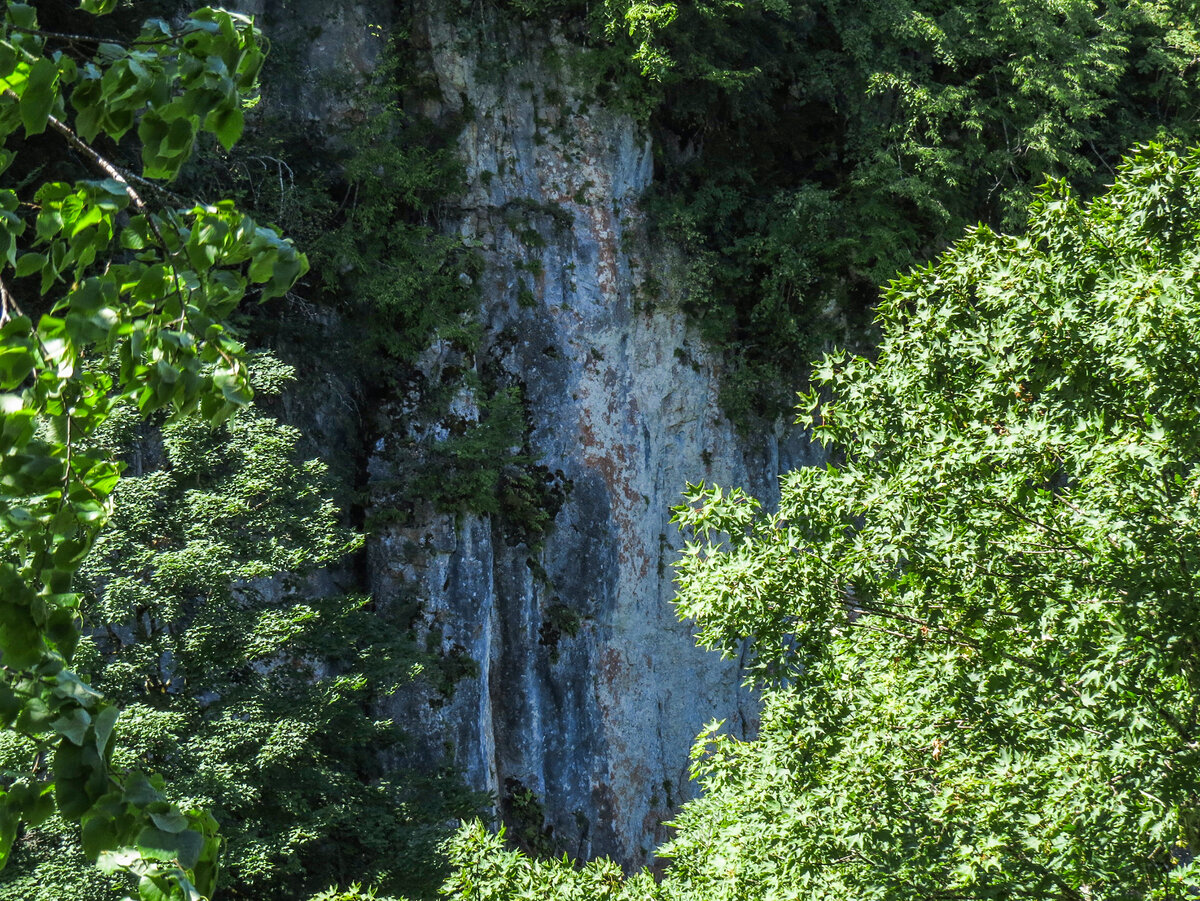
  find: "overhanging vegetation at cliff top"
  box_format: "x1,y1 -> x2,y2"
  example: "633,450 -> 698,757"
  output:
503,0 -> 1200,421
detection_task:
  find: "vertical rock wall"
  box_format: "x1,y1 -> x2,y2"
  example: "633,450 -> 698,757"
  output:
367,5 -> 820,869
240,0 -> 820,871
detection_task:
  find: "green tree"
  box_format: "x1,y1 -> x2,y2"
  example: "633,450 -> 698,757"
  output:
525,0 -> 1200,419
0,357 -> 482,901
0,2 -> 304,898
443,144 -> 1200,898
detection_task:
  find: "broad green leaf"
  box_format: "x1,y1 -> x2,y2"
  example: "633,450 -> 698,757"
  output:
79,0 -> 120,15
136,825 -> 192,862
149,808 -> 189,835
51,707 -> 91,746
137,871 -> 187,901
0,805 -> 17,871
206,104 -> 242,150
14,252 -> 45,277
81,812 -> 120,858
6,4 -> 36,29
20,58 -> 57,136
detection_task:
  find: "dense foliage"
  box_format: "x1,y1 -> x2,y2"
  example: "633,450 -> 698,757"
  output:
522,0 -> 1200,418
11,0 -> 1200,898
445,143 -> 1200,899
0,1 -> 309,898
0,358 -> 480,901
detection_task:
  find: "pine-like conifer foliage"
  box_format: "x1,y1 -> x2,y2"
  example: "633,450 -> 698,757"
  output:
0,358 -> 478,901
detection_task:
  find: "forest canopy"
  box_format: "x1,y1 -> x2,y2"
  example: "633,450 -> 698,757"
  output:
608,0 -> 1200,418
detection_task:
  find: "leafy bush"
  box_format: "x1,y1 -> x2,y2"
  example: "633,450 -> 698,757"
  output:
306,883 -> 408,901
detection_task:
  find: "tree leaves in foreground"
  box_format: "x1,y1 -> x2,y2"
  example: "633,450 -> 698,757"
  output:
0,2 -> 305,898
444,144 -> 1200,899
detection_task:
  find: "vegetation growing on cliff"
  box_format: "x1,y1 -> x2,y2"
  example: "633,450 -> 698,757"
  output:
508,0 -> 1200,419
198,29 -> 564,537
445,142 -> 1200,899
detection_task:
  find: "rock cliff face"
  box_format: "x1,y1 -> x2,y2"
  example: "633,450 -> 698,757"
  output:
245,0 -> 819,870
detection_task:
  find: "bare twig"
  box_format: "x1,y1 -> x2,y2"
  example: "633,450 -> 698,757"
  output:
0,276 -> 21,324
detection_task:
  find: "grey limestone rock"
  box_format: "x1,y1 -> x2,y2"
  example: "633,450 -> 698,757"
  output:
242,0 -> 822,870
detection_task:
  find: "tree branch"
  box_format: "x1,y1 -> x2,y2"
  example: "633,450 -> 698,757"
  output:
0,275 -> 23,324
